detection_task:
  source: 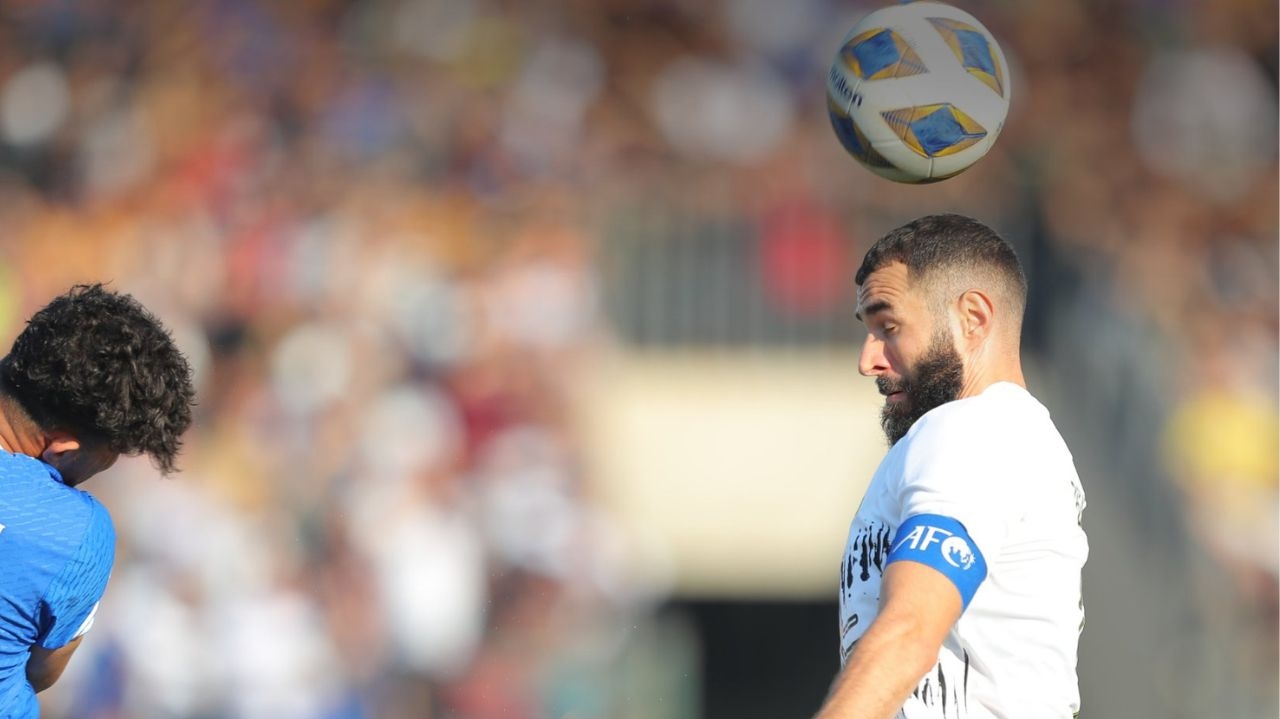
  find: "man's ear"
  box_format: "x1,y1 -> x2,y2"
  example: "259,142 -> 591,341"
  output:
40,431 -> 82,464
957,289 -> 996,345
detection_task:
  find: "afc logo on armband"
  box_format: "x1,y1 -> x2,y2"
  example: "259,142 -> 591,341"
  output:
891,524 -> 977,570
887,514 -> 988,609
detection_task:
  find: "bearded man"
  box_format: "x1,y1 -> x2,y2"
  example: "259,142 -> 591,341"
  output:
816,215 -> 1088,719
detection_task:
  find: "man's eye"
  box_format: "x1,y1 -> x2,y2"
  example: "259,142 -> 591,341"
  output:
882,324 -> 898,335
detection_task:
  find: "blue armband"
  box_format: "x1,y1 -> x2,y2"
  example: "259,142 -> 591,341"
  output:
887,514 -> 988,610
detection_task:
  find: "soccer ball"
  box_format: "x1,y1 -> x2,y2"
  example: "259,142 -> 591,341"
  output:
827,1 -> 1011,183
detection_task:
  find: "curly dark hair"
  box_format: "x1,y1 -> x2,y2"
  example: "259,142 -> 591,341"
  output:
0,284 -> 195,474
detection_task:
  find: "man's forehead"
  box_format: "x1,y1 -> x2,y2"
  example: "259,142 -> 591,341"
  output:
856,262 -> 912,314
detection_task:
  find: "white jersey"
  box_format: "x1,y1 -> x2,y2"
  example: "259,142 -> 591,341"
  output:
839,382 -> 1088,719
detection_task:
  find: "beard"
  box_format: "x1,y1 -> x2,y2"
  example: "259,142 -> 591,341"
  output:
876,331 -> 965,445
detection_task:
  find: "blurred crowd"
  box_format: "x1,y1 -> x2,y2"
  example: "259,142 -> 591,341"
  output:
0,0 -> 1272,717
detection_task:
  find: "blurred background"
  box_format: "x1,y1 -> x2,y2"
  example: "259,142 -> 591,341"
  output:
0,0 -> 1273,716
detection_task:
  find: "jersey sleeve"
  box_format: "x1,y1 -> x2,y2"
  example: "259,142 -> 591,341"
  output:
37,497 -> 116,649
889,414 -> 1015,607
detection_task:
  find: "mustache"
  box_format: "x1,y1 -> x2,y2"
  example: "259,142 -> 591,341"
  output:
876,376 -> 907,396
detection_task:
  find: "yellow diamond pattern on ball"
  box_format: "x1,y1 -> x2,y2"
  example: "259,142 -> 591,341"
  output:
828,97 -> 896,169
881,104 -> 987,158
840,28 -> 928,81
927,17 -> 1004,97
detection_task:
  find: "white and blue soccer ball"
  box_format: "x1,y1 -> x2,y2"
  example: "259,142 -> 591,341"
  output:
827,1 -> 1011,183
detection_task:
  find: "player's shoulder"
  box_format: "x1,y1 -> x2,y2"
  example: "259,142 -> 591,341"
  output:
0,448 -> 54,483
901,382 -> 1058,463
75,490 -> 115,552
916,382 -> 1047,436
0,449 -> 114,532
59,481 -> 115,551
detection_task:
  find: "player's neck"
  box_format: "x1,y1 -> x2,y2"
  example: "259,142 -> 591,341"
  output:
959,359 -> 1025,400
0,395 -> 47,459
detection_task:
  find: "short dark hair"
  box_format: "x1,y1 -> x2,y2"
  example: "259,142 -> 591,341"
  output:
855,213 -> 1027,313
0,284 -> 195,474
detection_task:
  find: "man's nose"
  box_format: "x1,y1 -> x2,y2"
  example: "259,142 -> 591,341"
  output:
859,334 -> 887,377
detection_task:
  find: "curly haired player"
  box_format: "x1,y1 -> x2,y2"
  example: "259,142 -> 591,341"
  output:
0,284 -> 195,717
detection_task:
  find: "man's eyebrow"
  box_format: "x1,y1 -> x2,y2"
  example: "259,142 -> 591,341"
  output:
855,299 -> 892,323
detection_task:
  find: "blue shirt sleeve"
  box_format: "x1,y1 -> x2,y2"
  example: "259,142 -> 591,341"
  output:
37,497 -> 115,649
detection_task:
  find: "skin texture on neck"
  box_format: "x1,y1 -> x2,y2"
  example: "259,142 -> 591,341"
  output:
0,394 -> 48,459
957,348 -> 1025,398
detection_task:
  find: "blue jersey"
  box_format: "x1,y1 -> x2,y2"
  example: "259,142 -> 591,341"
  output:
0,450 -> 115,718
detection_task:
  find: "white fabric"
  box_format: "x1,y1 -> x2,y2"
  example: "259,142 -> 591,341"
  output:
71,602 -> 98,639
839,382 -> 1088,718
